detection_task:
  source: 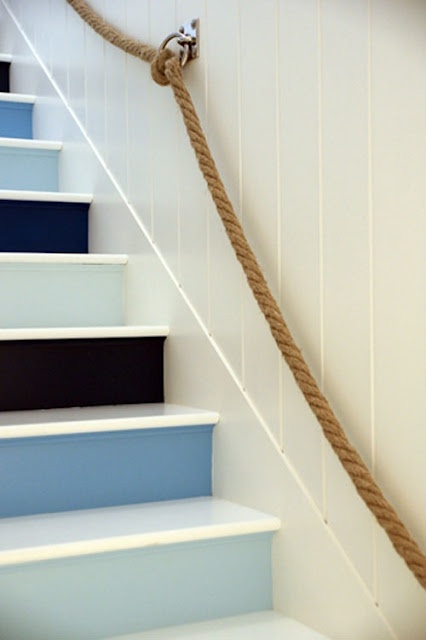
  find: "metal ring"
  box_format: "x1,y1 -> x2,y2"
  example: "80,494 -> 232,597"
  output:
158,32 -> 182,52
158,32 -> 192,67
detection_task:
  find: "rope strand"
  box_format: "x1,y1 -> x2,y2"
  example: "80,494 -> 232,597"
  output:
66,0 -> 426,591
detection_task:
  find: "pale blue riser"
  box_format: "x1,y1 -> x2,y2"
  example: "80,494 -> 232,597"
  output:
0,263 -> 124,327
0,101 -> 33,138
0,146 -> 59,191
0,534 -> 273,640
0,426 -> 213,517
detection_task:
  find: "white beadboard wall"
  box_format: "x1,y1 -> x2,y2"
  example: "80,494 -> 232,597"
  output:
1,0 -> 425,638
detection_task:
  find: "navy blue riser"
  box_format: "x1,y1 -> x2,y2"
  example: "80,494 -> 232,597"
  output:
0,426 -> 213,517
0,61 -> 10,93
0,199 -> 89,253
0,535 -> 273,640
0,337 -> 165,411
0,99 -> 32,138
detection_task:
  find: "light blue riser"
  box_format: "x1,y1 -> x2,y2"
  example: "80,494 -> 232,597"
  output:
0,426 -> 213,517
0,100 -> 33,138
0,145 -> 59,191
0,534 -> 273,640
0,263 -> 124,327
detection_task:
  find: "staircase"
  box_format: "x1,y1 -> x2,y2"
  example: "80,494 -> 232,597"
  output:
0,53 -> 328,640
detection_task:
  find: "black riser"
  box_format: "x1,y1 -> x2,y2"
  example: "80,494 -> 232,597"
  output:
0,337 -> 165,411
0,61 -> 10,93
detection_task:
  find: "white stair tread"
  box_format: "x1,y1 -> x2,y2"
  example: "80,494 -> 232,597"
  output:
0,498 -> 280,566
0,136 -> 62,150
0,188 -> 92,202
104,612 -> 329,639
0,91 -> 35,103
0,325 -> 169,340
0,403 -> 220,438
0,252 -> 127,264
0,54 -> 12,62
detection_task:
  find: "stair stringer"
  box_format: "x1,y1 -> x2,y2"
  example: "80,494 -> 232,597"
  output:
1,2 -> 425,639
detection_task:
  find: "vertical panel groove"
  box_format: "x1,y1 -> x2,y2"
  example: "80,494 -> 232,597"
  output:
317,0 -> 328,522
274,0 -> 284,450
367,0 -> 379,603
236,0 -> 245,390
205,0 -> 212,334
124,4 -> 129,197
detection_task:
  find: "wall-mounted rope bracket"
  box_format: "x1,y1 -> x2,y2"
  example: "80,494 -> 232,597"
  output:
159,18 -> 199,67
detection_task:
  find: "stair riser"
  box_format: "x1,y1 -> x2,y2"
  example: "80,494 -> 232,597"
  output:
0,427 -> 213,517
0,100 -> 32,138
0,146 -> 59,191
0,534 -> 273,640
0,263 -> 125,328
0,200 -> 89,253
0,337 -> 165,411
0,62 -> 10,92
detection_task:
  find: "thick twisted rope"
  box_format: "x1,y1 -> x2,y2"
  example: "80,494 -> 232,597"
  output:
66,0 -> 426,591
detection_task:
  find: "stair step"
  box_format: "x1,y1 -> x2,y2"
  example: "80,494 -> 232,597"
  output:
0,253 -> 127,328
0,190 -> 92,253
0,91 -> 35,138
0,189 -> 92,202
0,56 -> 11,92
0,326 -> 168,411
0,138 -> 61,191
0,499 -> 279,640
0,497 -> 276,564
0,404 -> 218,516
0,325 -> 169,339
105,611 -> 329,639
0,402 -> 219,438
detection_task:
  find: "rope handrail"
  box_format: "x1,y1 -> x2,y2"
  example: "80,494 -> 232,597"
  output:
66,0 -> 426,592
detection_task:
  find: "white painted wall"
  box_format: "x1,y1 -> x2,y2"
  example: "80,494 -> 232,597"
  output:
1,1 -> 425,637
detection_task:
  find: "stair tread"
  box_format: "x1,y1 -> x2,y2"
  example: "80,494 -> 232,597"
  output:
0,54 -> 12,63
0,136 -> 62,150
0,252 -> 127,264
104,612 -> 328,639
0,188 -> 92,202
0,402 -> 219,438
0,91 -> 35,103
0,497 -> 280,566
0,325 -> 169,340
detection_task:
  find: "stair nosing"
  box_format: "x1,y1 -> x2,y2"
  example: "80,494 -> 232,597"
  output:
0,189 -> 92,203
0,91 -> 36,103
0,498 -> 280,567
0,326 -> 169,341
0,403 -> 219,438
0,136 -> 62,150
0,54 -> 12,63
0,252 -> 128,264
104,612 -> 330,640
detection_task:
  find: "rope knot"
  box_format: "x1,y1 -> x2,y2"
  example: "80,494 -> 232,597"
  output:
151,48 -> 175,86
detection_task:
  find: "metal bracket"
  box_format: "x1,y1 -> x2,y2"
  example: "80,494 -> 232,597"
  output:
178,18 -> 199,66
159,18 -> 199,68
